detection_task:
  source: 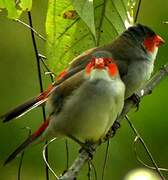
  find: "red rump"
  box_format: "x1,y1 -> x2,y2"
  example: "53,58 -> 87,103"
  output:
37,85 -> 53,101
32,118 -> 50,139
56,69 -> 68,80
37,69 -> 68,102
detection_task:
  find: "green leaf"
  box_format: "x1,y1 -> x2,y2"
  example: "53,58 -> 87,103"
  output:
0,0 -> 32,19
45,0 -> 137,73
71,0 -> 96,41
19,0 -> 32,11
0,0 -> 21,19
46,0 -> 95,72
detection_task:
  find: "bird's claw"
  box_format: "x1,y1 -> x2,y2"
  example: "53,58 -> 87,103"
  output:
79,142 -> 95,159
69,134 -> 95,159
130,93 -> 141,111
111,121 -> 120,137
103,121 -> 121,141
112,121 -> 120,132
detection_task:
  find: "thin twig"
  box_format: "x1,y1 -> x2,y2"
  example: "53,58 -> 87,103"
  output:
59,63 -> 168,179
18,127 -> 31,180
18,152 -> 24,180
87,161 -> 92,180
38,54 -> 55,82
133,136 -> 168,172
65,139 -> 69,170
125,115 -> 165,180
14,19 -> 46,41
134,0 -> 142,23
90,161 -> 98,180
101,140 -> 110,180
27,11 -> 49,180
43,138 -> 59,179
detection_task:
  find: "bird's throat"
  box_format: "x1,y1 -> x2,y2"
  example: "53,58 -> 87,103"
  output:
89,69 -> 112,81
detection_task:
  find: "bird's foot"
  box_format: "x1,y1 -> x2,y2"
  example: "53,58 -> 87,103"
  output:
112,121 -> 120,133
68,134 -> 95,159
79,142 -> 95,159
103,121 -> 121,142
129,93 -> 141,111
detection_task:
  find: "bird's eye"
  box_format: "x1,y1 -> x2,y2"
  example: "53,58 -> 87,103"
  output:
104,58 -> 112,66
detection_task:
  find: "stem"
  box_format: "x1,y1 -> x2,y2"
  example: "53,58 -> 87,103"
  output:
102,140 -> 109,180
18,152 -> 24,180
14,19 -> 46,41
126,115 -> 165,180
27,11 -> 49,180
134,0 -> 142,23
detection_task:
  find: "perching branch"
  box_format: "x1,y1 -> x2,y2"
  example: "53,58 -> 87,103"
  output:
59,63 -> 168,180
118,63 -> 168,124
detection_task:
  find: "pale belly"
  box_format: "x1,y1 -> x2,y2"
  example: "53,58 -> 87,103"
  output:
124,61 -> 154,98
49,79 -> 119,143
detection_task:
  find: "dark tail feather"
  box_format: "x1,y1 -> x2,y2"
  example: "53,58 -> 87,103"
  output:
1,85 -> 53,122
4,118 -> 50,165
1,67 -> 84,122
4,135 -> 35,165
1,97 -> 39,122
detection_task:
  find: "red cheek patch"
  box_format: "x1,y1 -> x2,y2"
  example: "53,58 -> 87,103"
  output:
144,37 -> 155,52
85,61 -> 94,75
108,63 -> 118,76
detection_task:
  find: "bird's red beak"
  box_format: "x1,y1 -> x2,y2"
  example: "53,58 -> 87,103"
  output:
94,58 -> 105,69
154,35 -> 165,46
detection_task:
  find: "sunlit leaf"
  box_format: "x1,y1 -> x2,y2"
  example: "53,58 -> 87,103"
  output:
20,0 -> 32,11
46,0 -> 95,72
71,0 -> 96,41
0,0 -> 21,19
0,0 -> 32,19
46,0 -> 137,73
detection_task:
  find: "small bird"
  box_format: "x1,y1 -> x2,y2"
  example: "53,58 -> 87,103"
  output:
68,24 -> 165,98
4,57 -> 125,165
0,24 -> 164,123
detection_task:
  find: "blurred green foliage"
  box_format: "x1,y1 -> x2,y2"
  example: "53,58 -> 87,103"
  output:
0,0 -> 168,180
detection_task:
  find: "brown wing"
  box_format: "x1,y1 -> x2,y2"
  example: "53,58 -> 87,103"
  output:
48,70 -> 85,114
69,47 -> 97,69
60,38 -> 129,82
53,47 -> 97,87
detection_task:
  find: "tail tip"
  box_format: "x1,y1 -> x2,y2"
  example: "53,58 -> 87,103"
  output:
0,114 -> 9,123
